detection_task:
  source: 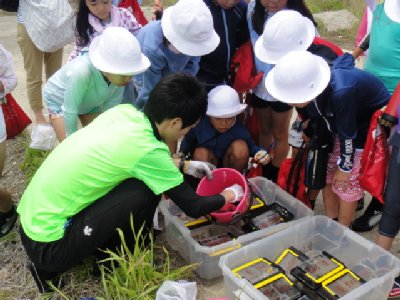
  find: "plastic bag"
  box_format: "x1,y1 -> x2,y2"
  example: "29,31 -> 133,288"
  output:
29,123 -> 57,151
155,280 -> 197,300
20,0 -> 75,52
1,93 -> 32,139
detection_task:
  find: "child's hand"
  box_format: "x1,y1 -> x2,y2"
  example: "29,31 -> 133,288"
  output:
152,0 -> 163,20
254,150 -> 270,165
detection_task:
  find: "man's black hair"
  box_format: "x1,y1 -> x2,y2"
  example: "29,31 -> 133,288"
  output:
143,73 -> 207,129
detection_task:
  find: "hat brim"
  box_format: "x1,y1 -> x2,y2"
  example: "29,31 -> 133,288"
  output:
254,22 -> 315,64
384,0 -> 400,23
161,7 -> 220,56
207,103 -> 247,118
89,38 -> 151,75
265,56 -> 331,104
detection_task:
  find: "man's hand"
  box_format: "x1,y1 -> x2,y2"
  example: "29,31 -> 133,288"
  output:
254,150 -> 270,165
184,160 -> 216,179
332,168 -> 351,188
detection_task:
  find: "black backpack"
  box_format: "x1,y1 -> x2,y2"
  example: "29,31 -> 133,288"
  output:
0,0 -> 18,12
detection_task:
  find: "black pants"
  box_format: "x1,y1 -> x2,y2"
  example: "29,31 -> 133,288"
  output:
20,178 -> 161,273
379,143 -> 400,238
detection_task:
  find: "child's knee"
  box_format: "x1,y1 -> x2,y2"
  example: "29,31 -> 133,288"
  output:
228,140 -> 249,159
193,147 -> 216,164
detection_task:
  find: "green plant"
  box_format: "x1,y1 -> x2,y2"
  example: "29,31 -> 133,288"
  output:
19,147 -> 51,183
98,218 -> 197,300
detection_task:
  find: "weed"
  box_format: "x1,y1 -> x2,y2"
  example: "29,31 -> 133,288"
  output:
19,147 -> 51,183
97,217 -> 197,300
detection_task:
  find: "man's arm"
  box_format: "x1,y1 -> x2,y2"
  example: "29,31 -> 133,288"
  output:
164,181 -> 226,218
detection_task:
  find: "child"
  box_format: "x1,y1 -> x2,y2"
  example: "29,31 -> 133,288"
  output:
247,0 -> 317,182
180,85 -> 269,172
197,0 -> 249,91
133,0 -> 220,110
0,44 -> 18,237
69,0 -> 142,60
44,27 -> 150,141
265,51 -> 389,226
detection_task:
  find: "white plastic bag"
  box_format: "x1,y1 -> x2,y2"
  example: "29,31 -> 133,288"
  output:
29,124 -> 57,151
20,0 -> 75,52
155,280 -> 197,300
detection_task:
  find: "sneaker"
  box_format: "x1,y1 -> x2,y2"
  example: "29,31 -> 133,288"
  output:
27,260 -> 59,293
0,206 -> 17,238
351,198 -> 382,232
388,275 -> 400,299
356,197 -> 365,212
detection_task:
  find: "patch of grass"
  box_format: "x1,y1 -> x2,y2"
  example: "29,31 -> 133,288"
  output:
19,147 -> 51,183
97,219 -> 197,300
142,0 -> 176,7
305,0 -> 345,13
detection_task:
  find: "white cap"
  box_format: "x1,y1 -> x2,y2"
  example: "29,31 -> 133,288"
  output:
255,10 -> 315,64
206,85 -> 247,118
384,0 -> 400,24
265,51 -> 331,104
89,27 -> 150,75
161,0 -> 220,56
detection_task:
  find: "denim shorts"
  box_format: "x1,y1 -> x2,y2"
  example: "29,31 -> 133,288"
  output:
379,132 -> 400,238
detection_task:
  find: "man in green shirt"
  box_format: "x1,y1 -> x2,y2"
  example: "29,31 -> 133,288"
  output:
18,73 -> 240,293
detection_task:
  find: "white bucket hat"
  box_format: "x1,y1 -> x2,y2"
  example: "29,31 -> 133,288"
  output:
255,10 -> 315,64
384,0 -> 400,24
89,27 -> 150,75
206,85 -> 247,118
161,0 -> 220,56
265,51 -> 331,104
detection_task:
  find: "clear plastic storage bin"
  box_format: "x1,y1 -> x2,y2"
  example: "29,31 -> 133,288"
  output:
160,177 -> 314,280
219,215 -> 400,299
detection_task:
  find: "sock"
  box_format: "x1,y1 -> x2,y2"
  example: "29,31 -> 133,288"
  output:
262,163 -> 280,183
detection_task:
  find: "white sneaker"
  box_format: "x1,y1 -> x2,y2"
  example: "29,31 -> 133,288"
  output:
29,124 -> 57,151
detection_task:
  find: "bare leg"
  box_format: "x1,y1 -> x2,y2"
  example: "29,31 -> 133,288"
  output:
322,184 -> 339,219
271,108 -> 292,167
376,234 -> 394,251
338,200 -> 357,227
255,107 -> 274,149
223,140 -> 249,172
193,147 -> 218,166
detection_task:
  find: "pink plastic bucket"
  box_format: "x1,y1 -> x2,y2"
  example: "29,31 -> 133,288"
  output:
196,168 -> 250,224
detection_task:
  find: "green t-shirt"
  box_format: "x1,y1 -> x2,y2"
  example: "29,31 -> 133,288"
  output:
17,104 -> 183,242
364,3 -> 400,94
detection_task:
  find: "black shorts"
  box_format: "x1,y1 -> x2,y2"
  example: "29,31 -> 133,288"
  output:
251,94 -> 292,112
